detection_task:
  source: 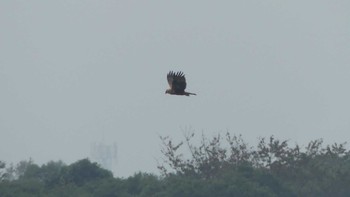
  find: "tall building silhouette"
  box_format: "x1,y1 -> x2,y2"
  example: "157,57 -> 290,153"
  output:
90,142 -> 117,174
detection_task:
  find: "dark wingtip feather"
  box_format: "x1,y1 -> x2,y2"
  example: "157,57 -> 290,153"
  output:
168,71 -> 174,76
168,70 -> 186,77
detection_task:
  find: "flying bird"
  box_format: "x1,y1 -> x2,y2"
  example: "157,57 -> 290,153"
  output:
165,71 -> 196,96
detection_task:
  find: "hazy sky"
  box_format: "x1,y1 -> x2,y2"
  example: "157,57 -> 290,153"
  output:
1,1 -> 350,177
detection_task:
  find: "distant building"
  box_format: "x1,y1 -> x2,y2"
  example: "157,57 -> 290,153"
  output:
90,142 -> 117,174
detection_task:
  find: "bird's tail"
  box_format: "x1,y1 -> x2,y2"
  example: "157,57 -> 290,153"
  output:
185,92 -> 197,96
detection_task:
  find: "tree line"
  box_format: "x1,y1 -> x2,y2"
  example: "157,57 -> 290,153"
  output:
1,132 -> 350,196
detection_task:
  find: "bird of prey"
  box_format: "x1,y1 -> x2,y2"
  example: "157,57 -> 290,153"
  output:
165,71 -> 196,96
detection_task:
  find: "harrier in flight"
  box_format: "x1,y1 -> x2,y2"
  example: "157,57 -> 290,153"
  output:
165,71 -> 196,96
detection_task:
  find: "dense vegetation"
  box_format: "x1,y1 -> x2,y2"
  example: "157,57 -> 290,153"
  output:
1,133 -> 350,196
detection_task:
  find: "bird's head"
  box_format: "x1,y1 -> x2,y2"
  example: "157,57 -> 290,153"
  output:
165,89 -> 171,94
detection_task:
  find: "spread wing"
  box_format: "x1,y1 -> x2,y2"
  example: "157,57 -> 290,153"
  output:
167,71 -> 187,93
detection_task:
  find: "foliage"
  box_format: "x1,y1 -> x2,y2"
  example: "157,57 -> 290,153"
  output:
0,161 -> 5,180
62,158 -> 113,186
1,133 -> 350,196
158,133 -> 350,196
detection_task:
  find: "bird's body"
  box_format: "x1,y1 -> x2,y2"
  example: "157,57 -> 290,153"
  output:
165,71 -> 196,96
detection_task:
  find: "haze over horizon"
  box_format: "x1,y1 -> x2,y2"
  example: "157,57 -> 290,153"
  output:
1,1 -> 350,177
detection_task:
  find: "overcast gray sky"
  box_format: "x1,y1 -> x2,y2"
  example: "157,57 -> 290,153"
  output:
1,1 -> 350,177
